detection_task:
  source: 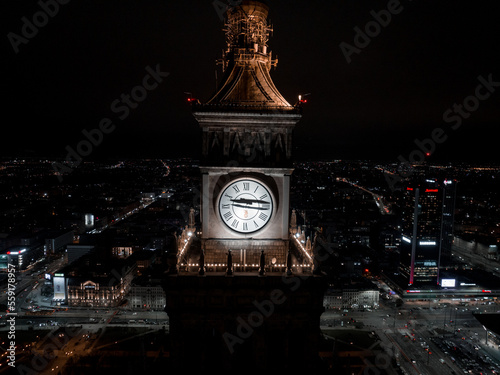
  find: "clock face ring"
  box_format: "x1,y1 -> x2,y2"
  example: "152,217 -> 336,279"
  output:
218,178 -> 274,234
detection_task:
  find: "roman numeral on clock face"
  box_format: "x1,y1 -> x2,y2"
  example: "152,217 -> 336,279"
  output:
243,182 -> 250,191
231,219 -> 239,228
223,212 -> 233,221
259,212 -> 268,221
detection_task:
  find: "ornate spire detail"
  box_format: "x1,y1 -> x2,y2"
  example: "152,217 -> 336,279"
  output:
192,0 -> 302,168
206,1 -> 292,108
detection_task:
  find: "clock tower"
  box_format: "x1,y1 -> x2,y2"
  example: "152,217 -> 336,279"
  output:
164,1 -> 327,372
191,0 -> 302,271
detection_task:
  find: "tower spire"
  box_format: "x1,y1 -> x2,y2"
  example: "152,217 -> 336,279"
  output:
206,0 -> 292,108
223,1 -> 273,63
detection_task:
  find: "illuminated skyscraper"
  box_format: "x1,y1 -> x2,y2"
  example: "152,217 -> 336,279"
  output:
399,178 -> 457,285
440,179 -> 457,266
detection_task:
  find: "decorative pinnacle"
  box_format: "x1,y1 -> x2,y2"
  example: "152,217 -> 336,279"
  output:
221,1 -> 276,71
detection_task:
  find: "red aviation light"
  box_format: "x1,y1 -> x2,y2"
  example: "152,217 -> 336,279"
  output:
425,189 -> 439,193
297,94 -> 310,106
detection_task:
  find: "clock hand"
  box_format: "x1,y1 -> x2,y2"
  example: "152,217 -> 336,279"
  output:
231,203 -> 270,210
230,198 -> 271,205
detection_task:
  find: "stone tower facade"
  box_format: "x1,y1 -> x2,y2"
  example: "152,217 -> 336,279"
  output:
164,2 -> 327,372
191,0 -> 302,272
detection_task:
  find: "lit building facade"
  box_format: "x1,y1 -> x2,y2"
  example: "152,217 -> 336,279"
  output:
440,179 -> 457,266
65,263 -> 136,307
399,178 -> 457,285
67,279 -> 123,307
3,247 -> 30,270
324,288 -> 379,310
0,254 -> 8,271
112,246 -> 135,258
128,283 -> 166,311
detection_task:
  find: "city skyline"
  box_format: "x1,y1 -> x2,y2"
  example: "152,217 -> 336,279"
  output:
1,155 -> 500,373
2,1 -> 500,373
3,0 -> 500,162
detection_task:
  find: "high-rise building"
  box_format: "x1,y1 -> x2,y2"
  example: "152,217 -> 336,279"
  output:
440,179 -> 457,266
163,1 -> 327,372
399,178 -> 457,285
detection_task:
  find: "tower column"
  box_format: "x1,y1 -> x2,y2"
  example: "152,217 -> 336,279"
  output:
164,1 -> 326,371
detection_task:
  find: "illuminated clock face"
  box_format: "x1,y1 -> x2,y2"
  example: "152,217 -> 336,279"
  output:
218,179 -> 273,234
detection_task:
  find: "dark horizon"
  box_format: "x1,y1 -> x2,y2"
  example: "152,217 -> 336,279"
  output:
3,0 -> 500,163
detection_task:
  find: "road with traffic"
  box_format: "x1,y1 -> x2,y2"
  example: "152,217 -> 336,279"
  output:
320,296 -> 500,375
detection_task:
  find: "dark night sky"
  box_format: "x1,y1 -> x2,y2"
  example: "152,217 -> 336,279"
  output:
3,0 -> 500,162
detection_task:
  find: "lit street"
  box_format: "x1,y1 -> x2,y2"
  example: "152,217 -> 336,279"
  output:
320,297 -> 500,375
